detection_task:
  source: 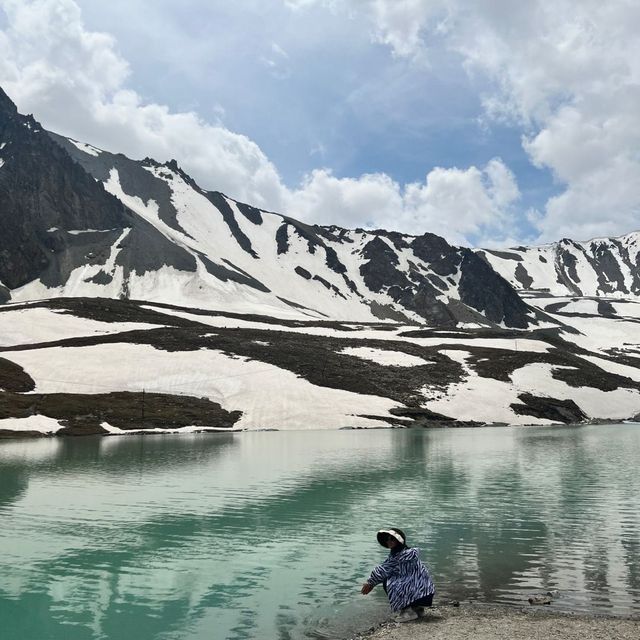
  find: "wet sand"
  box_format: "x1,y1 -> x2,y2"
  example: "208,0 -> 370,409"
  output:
349,603 -> 640,640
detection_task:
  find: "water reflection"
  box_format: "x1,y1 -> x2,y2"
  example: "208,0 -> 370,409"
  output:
0,425 -> 639,640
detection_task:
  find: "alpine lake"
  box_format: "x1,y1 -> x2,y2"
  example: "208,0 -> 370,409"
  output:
1,424 -> 639,640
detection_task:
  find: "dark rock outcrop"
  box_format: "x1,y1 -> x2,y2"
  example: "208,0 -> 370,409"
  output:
458,250 -> 531,328
411,233 -> 459,276
0,88 -> 129,291
511,393 -> 587,423
360,236 -> 411,293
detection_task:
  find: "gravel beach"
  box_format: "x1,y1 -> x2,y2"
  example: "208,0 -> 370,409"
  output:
349,603 -> 640,640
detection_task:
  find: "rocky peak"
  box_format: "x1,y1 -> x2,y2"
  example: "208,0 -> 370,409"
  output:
0,87 -> 18,116
0,88 -> 130,290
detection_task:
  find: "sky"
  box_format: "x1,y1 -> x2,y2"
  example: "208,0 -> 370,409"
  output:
1,0 -> 639,247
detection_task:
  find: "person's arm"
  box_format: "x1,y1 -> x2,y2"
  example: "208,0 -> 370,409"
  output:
360,555 -> 398,594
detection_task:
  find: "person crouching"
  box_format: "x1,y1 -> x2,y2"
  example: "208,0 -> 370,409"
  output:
360,527 -> 436,623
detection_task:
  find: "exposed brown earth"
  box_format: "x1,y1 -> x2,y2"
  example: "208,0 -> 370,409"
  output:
0,391 -> 240,437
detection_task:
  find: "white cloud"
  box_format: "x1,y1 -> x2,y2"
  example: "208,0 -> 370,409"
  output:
288,158 -> 519,245
0,0 -> 519,246
260,42 -> 291,79
288,0 -> 640,241
442,1 -> 640,240
0,0 -> 289,211
368,0 -> 444,62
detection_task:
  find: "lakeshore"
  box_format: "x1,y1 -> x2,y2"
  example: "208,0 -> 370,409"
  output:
350,603 -> 640,640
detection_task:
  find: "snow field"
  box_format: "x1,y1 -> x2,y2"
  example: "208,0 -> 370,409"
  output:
339,346 -> 432,367
140,303 -> 554,352
483,245 -> 563,295
6,343 -> 402,430
511,363 -> 640,420
9,227 -> 131,302
482,233 -> 640,298
527,295 -> 640,319
0,307 -> 162,346
158,168 -> 380,321
579,354 -> 640,383
554,314 -> 640,354
422,350 -> 556,425
569,247 -> 600,295
424,351 -> 640,423
1,302 -> 637,430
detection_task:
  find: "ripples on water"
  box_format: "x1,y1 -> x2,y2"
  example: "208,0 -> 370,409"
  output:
0,425 -> 639,640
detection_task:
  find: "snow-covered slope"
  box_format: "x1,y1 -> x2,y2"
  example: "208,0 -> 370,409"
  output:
478,234 -> 640,297
1,298 -> 639,436
0,85 -> 534,329
27,132 -> 530,328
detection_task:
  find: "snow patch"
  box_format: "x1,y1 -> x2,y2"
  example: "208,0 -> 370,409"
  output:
341,346 -> 431,367
0,307 -> 162,347
100,422 -> 230,435
9,343 -> 402,430
68,138 -> 101,156
438,349 -> 468,364
67,229 -> 119,235
559,299 -> 601,314
0,415 -> 63,434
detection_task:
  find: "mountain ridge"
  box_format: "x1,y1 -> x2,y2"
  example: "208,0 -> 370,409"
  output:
479,232 -> 640,298
0,86 -> 535,327
2,86 -> 640,433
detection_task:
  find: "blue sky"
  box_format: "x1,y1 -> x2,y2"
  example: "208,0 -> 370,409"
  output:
75,0 -> 557,242
1,1 -> 638,246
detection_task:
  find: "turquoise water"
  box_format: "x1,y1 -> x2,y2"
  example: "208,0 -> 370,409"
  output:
1,425 -> 639,640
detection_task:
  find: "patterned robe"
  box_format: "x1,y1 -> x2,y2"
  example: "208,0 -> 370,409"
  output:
367,547 -> 435,611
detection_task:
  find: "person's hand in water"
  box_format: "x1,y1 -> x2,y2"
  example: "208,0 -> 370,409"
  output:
361,582 -> 373,595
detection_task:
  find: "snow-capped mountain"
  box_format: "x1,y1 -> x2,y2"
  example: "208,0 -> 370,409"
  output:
1,86 -> 640,435
0,87 -> 532,328
478,234 -> 640,297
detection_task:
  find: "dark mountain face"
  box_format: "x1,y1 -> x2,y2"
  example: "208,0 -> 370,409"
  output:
0,88 -> 131,290
458,249 -> 530,328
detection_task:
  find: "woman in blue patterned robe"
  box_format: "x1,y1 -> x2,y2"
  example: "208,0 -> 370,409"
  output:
360,527 -> 435,622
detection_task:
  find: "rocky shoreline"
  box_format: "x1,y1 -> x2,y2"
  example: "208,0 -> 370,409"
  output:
348,602 -> 640,640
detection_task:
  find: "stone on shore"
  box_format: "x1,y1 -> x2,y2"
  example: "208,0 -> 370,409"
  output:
350,603 -> 640,640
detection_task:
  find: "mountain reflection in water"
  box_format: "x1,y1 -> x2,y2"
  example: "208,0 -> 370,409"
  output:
0,425 -> 639,640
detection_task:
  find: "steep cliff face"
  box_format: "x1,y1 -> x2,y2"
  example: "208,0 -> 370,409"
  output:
0,88 -> 130,290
